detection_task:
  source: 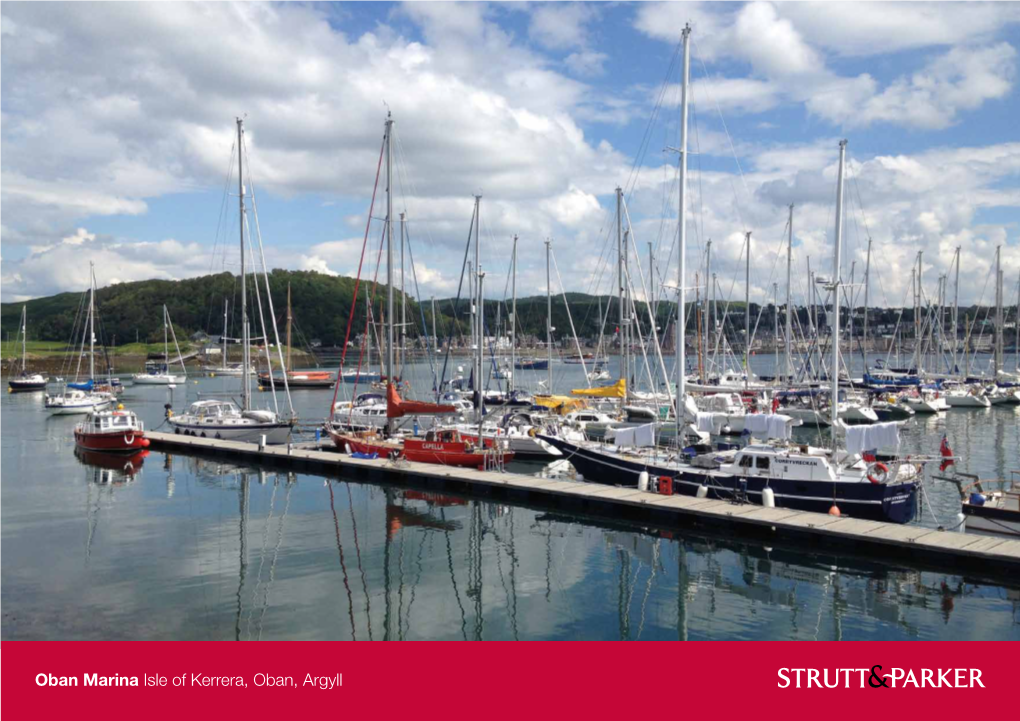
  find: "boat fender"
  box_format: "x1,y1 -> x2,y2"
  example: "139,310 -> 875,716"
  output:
528,427 -> 538,438
867,462 -> 889,484
695,484 -> 708,499
828,504 -> 841,516
345,443 -> 353,455
141,438 -> 150,448
762,487 -> 775,508
638,471 -> 649,492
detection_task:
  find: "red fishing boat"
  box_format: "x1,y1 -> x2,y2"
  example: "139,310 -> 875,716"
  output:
328,385 -> 513,469
74,408 -> 150,453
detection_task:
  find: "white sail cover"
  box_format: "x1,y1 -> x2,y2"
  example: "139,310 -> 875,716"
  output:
844,421 -> 901,455
742,413 -> 795,440
613,423 -> 656,447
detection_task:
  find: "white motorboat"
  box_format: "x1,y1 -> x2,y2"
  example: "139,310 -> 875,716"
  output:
46,389 -> 115,415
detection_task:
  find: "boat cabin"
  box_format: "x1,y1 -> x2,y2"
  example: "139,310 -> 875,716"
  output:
722,445 -> 836,482
185,400 -> 242,419
81,410 -> 143,433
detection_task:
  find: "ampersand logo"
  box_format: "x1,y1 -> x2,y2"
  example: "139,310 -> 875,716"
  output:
869,665 -> 889,688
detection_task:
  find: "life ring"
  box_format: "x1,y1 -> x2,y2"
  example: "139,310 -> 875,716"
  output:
124,434 -> 134,445
867,462 -> 889,484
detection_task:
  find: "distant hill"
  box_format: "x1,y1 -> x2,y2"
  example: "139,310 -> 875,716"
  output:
2,269 -> 1009,349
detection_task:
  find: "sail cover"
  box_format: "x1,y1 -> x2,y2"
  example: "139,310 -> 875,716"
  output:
612,422 -> 656,447
571,378 -> 626,398
387,384 -> 458,418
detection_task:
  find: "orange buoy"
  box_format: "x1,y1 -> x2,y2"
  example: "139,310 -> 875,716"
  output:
828,504 -> 841,517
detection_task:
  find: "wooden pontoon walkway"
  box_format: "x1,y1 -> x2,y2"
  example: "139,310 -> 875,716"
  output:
146,431 -> 1020,579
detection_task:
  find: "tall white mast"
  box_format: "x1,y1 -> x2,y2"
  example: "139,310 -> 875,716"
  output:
473,195 -> 482,412
89,261 -> 95,381
863,237 -> 871,372
616,186 -> 626,411
237,118 -> 250,411
21,306 -> 27,374
676,23 -> 691,413
952,246 -> 960,375
222,299 -> 229,371
400,211 -> 406,376
385,113 -> 395,435
785,205 -> 793,381
546,239 -> 553,392
995,245 -> 1003,377
830,139 -> 848,433
510,235 -> 517,394
744,231 -> 751,389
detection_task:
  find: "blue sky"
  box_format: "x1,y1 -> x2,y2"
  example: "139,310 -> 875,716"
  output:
2,1 -> 1019,308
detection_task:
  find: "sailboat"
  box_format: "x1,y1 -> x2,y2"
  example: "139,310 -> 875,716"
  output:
132,306 -> 187,384
202,300 -> 254,375
169,118 -> 294,444
539,30 -> 920,523
7,306 -> 48,391
258,283 -> 334,388
45,264 -> 116,414
328,116 -> 511,468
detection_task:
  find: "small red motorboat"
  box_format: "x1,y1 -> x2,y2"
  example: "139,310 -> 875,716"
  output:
74,408 -> 150,453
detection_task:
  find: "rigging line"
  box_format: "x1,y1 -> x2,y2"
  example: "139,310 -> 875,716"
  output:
328,482 -> 358,641
403,223 -> 439,389
436,204 -> 479,401
256,478 -> 291,641
692,37 -> 752,234
327,134 -> 385,418
550,247 -> 592,385
242,215 -> 280,417
242,139 -> 294,417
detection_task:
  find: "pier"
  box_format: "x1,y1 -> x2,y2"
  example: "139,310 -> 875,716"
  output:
146,431 -> 1020,581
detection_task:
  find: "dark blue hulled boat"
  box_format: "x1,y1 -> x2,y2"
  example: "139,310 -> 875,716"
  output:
538,435 -> 920,524
514,358 -> 549,370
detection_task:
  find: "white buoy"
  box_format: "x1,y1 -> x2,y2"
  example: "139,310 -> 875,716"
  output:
259,434 -> 267,450
576,474 -> 584,482
762,487 -> 775,508
638,471 -> 650,492
955,513 -> 967,533
345,443 -> 353,455
696,484 -> 708,499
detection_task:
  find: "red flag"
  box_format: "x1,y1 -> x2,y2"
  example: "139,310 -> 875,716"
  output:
939,434 -> 954,472
771,396 -> 780,414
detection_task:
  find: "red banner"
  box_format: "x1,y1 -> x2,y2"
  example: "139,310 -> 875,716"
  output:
1,642 -> 1007,718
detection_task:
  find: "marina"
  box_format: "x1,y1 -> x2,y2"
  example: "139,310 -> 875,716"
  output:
2,3 -> 1019,644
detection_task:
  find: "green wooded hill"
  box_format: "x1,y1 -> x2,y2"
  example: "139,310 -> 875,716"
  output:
0,270 -> 660,348
2,269 -> 1005,349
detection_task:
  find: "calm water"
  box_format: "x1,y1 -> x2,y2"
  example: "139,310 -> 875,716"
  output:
2,357 -> 1019,640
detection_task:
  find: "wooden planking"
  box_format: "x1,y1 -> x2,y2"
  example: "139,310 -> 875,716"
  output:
143,431 -> 1020,575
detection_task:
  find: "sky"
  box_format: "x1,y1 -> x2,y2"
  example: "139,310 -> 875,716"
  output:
2,1 -> 1019,309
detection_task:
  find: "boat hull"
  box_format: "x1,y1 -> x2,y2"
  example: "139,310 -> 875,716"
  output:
168,420 -> 292,444
963,505 -> 1020,537
539,435 -> 918,524
330,431 -> 514,468
8,378 -> 48,392
132,374 -> 186,385
46,398 -> 113,415
74,429 -> 150,453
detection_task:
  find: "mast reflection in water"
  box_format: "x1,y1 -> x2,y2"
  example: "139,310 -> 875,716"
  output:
2,450 -> 1017,640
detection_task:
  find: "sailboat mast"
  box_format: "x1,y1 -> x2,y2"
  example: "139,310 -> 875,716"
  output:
237,118 -> 250,411
477,267 -> 485,441
223,299 -> 229,371
616,186 -> 625,411
163,304 -> 169,372
705,239 -> 712,380
21,306 -> 27,374
400,212 -> 406,376
995,245 -> 1003,377
785,205 -> 793,381
89,262 -> 95,381
510,235 -> 517,394
914,251 -> 923,373
863,237 -> 871,371
546,239 -> 553,392
744,232 -> 751,389
773,282 -> 779,375
385,113 -> 395,435
953,246 -> 960,374
366,285 -> 373,373
830,139 -> 848,433
473,195 -> 482,412
677,23 -> 691,412
286,282 -> 292,373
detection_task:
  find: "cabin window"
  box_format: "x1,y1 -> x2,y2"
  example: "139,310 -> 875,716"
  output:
756,457 -> 770,471
739,456 -> 753,469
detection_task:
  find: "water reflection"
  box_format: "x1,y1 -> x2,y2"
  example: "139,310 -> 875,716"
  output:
5,444 -> 1016,641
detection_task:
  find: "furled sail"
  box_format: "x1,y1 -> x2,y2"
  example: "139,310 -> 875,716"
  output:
570,378 -> 625,398
386,384 -> 458,418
